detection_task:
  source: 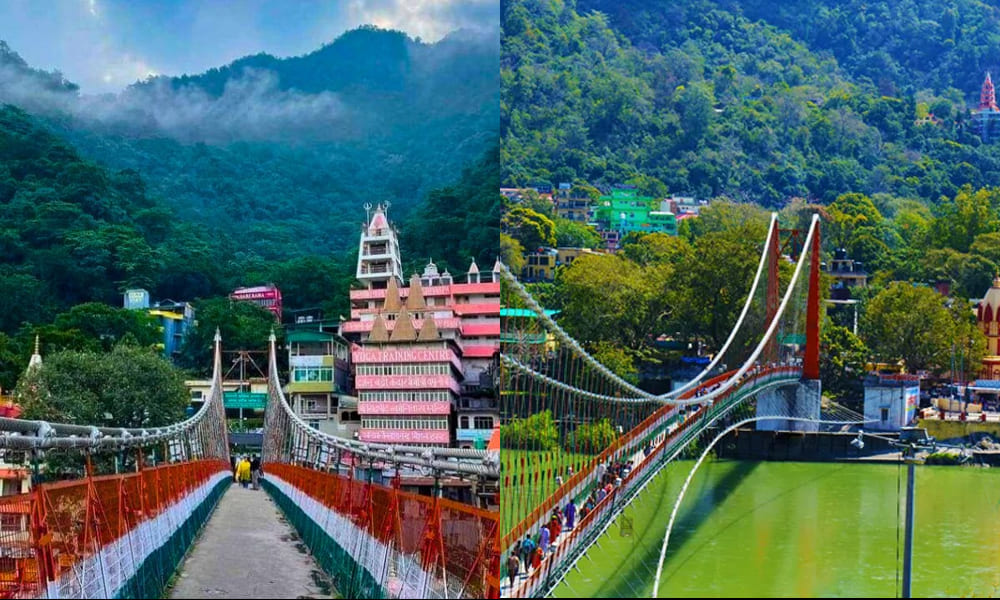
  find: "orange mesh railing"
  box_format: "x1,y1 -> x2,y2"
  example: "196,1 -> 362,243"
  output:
267,463 -> 501,599
0,459 -> 228,599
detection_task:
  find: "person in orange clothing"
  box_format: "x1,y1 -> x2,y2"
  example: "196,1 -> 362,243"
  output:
549,512 -> 562,540
532,546 -> 542,570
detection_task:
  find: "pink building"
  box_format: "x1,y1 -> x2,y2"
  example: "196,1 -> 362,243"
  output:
344,205 -> 501,447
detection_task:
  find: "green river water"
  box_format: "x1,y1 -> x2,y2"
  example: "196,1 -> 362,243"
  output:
552,460 -> 1000,598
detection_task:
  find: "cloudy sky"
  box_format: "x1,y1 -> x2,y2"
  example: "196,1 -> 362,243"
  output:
0,0 -> 496,93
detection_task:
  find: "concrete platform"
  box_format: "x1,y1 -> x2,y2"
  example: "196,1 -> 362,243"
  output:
169,483 -> 335,599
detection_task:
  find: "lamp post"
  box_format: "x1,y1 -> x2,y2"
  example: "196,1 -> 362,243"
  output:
889,427 -> 935,599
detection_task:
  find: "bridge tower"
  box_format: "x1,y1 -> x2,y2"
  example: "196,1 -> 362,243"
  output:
758,215 -> 822,432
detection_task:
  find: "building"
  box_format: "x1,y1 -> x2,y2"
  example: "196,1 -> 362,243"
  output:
556,247 -> 604,267
343,207 -> 501,448
124,289 -> 196,361
286,328 -> 358,438
863,374 -> 920,431
971,72 -> 1000,143
230,285 -> 283,321
522,248 -> 558,282
555,197 -> 592,223
593,188 -> 677,238
976,277 -> 1000,380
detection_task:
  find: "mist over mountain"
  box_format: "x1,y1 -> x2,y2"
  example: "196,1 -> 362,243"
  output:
0,26 -> 499,258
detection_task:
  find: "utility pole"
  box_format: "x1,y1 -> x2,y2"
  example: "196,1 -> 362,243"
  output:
901,453 -> 916,598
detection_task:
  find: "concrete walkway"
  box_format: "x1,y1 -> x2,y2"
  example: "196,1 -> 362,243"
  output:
169,484 -> 335,599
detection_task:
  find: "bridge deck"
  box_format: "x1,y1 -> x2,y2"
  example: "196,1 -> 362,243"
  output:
169,482 -> 334,599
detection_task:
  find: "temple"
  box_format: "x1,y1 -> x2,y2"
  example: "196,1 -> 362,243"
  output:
971,72 -> 1000,142
342,206 -> 501,448
977,276 -> 1000,379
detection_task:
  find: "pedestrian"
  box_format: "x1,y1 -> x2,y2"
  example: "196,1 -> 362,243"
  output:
230,454 -> 238,482
565,498 -> 577,530
532,545 -> 542,570
521,535 -> 535,570
236,455 -> 252,489
507,552 -> 520,587
250,454 -> 262,490
539,524 -> 550,555
549,513 -> 562,540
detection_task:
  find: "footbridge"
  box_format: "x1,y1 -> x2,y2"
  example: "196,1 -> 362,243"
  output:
0,331 -> 500,599
498,214 -> 867,598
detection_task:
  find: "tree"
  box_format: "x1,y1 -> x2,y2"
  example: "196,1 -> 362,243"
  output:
820,323 -> 868,406
930,186 -> 1000,253
16,343 -> 187,428
860,282 -> 980,375
591,342 -> 639,384
500,233 -> 526,274
565,419 -> 619,454
43,303 -> 162,353
621,233 -> 693,267
671,226 -> 763,350
179,298 -> 279,374
500,410 -> 559,451
502,206 -> 557,251
554,218 -> 602,249
558,254 -> 670,350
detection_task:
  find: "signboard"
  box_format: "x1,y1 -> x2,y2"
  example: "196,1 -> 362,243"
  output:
352,348 -> 454,363
904,386 -> 919,426
224,391 -> 267,409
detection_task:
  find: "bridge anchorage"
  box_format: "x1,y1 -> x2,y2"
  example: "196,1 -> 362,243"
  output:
498,214 -> 872,598
0,330 -> 501,599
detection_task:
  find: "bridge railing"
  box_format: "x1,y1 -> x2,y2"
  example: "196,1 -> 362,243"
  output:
0,458 -> 229,600
503,366 -> 801,598
263,463 -> 500,599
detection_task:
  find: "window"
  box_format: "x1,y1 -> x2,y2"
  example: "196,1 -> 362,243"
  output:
460,416 -> 470,428
359,391 -> 451,403
0,514 -> 20,531
293,367 -> 334,382
474,416 -> 494,430
880,408 -> 889,422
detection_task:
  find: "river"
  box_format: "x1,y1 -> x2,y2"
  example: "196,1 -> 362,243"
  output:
553,460 -> 1000,597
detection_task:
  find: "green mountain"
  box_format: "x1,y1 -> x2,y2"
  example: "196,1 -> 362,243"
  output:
0,25 -> 498,335
1,27 -> 498,257
502,0 -> 1000,205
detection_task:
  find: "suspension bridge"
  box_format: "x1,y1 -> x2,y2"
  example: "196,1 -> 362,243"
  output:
498,214 -> 879,598
0,331 -> 501,599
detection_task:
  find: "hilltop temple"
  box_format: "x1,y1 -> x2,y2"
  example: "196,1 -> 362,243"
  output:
971,72 -> 1000,142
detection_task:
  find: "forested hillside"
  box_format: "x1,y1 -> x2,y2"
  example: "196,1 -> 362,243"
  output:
0,103 -> 499,335
502,0 -> 1000,204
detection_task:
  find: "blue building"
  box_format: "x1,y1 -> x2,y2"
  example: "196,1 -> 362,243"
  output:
124,289 -> 195,361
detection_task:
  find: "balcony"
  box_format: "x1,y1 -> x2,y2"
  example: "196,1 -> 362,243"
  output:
359,264 -> 391,275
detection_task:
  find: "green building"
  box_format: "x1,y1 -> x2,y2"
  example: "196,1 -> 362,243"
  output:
594,188 -> 677,236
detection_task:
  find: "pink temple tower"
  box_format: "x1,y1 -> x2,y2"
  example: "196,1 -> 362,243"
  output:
980,72 -> 999,111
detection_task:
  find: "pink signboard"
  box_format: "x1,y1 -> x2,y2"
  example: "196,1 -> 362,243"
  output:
352,348 -> 455,364
354,374 -> 461,393
360,429 -> 451,444
357,401 -> 452,415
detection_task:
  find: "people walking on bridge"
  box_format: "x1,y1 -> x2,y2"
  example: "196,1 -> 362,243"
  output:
549,512 -> 562,540
565,498 -> 576,530
539,523 -> 551,555
521,535 -> 536,573
507,552 -> 520,587
250,454 -> 262,490
236,455 -> 252,489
